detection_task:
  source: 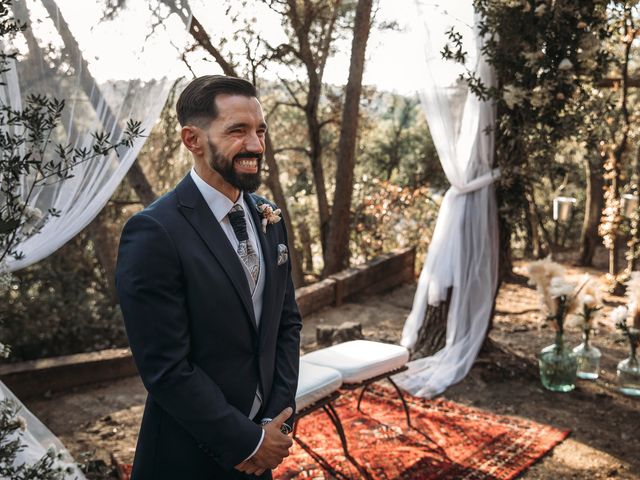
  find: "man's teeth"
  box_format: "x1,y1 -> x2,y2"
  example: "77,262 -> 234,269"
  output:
237,159 -> 257,168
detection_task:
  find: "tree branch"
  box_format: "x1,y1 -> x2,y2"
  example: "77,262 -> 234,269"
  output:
188,15 -> 238,76
278,77 -> 305,109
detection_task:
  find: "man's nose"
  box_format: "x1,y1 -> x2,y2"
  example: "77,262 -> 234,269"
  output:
244,131 -> 264,153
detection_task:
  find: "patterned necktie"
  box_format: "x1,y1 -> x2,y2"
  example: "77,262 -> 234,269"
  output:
227,204 -> 260,290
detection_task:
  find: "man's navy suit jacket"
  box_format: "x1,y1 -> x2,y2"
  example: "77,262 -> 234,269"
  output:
115,174 -> 302,479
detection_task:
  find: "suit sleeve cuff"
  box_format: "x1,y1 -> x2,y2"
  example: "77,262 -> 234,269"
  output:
242,428 -> 265,463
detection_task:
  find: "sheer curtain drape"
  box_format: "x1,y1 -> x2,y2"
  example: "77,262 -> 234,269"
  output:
0,1 -> 191,476
2,0 -> 191,272
395,1 -> 500,398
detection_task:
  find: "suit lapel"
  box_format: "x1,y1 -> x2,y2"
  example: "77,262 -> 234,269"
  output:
176,175 -> 257,332
245,193 -> 276,337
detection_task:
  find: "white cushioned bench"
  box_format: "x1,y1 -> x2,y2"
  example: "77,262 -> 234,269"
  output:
301,340 -> 412,429
302,340 -> 410,384
293,341 -> 412,479
295,360 -> 342,412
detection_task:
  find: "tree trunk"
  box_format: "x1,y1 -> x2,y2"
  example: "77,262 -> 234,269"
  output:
298,220 -> 314,273
577,156 -> 604,266
524,188 -> 542,258
264,134 -> 304,286
87,163 -> 157,305
322,0 -> 373,276
87,211 -> 120,305
627,147 -> 640,272
410,288 -> 452,359
276,1 -> 340,259
126,162 -> 157,206
307,103 -> 330,254
607,6 -> 634,278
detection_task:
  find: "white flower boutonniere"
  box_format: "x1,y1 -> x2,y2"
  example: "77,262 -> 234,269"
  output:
256,202 -> 282,233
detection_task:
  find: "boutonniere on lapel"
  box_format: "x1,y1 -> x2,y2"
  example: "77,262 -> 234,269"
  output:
256,201 -> 282,233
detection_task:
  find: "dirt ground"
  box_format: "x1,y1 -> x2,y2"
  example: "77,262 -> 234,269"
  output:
24,254 -> 640,479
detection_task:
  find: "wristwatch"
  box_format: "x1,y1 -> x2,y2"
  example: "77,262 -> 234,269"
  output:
260,419 -> 292,435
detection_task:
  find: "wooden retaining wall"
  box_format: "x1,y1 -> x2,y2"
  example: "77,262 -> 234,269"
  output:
0,247 -> 415,399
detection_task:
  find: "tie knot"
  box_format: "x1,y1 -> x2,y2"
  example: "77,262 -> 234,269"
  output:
228,204 -> 249,242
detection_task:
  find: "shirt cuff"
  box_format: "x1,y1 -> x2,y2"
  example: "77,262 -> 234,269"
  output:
242,428 -> 265,463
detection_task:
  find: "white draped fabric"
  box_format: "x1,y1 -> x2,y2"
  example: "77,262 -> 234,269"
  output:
0,382 -> 85,477
2,0 -> 191,272
1,1 -> 191,476
395,2 -> 500,398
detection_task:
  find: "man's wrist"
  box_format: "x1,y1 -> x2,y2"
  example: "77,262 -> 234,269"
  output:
260,418 -> 292,434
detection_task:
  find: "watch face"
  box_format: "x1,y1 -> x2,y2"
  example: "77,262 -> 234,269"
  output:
280,424 -> 292,435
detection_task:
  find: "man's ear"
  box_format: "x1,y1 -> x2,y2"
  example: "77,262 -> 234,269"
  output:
181,126 -> 204,156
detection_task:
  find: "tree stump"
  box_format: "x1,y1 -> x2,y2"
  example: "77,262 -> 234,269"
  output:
316,321 -> 364,347
410,288 -> 452,359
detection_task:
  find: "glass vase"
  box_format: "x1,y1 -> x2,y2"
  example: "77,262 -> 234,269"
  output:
573,331 -> 601,380
539,332 -> 577,392
617,345 -> 640,397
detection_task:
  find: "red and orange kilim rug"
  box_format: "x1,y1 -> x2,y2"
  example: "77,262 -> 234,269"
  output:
273,385 -> 569,480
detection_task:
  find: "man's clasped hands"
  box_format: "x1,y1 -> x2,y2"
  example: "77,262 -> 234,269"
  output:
235,407 -> 294,476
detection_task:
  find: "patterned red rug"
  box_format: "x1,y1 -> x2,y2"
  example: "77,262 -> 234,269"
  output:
273,385 -> 569,480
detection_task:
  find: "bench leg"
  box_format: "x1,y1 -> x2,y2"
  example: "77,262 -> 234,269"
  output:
293,403 -> 371,480
387,376 -> 412,429
293,434 -> 351,480
385,378 -> 441,451
356,376 -> 412,429
356,383 -> 371,413
323,403 -> 372,480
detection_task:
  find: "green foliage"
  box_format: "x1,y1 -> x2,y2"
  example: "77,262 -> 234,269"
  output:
0,234 -> 126,362
351,178 -> 438,266
0,399 -> 71,479
359,92 -> 445,190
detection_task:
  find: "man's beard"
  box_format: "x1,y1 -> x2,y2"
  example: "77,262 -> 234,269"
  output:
207,140 -> 262,193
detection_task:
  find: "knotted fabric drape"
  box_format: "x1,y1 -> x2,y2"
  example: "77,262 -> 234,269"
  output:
396,1 -> 500,398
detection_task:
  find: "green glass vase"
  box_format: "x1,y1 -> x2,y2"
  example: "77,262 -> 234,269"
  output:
573,331 -> 601,380
539,332 -> 577,392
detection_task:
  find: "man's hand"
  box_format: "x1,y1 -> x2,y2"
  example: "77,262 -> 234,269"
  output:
235,407 -> 293,475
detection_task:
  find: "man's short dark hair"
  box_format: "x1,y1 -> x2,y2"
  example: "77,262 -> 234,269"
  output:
176,75 -> 258,127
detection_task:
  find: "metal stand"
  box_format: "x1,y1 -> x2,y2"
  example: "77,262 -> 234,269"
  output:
294,393 -> 371,479
345,366 -> 412,429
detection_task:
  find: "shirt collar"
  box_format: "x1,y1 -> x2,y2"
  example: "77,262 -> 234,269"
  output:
190,168 -> 246,222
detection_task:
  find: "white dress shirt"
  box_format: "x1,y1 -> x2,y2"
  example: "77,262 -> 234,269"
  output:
190,168 -> 266,462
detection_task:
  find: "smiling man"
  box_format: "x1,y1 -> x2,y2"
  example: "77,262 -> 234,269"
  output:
115,75 -> 301,480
